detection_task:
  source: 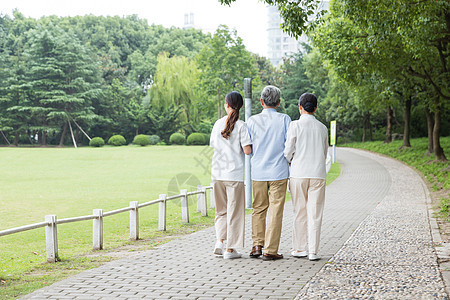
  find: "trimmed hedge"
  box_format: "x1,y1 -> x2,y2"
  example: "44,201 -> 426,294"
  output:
169,133 -> 185,145
108,135 -> 126,146
149,135 -> 161,145
187,132 -> 206,145
89,137 -> 105,147
133,134 -> 150,146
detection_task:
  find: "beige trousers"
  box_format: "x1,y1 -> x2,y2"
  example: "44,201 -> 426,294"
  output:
252,179 -> 288,255
289,178 -> 326,255
213,180 -> 245,249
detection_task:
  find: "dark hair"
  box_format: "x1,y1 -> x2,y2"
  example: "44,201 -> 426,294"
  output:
221,91 -> 243,139
298,92 -> 317,113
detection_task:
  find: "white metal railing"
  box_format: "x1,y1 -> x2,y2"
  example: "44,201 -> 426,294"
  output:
0,184 -> 215,263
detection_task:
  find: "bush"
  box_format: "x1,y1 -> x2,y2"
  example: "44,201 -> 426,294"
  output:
149,135 -> 161,145
108,135 -> 127,146
89,137 -> 105,147
203,133 -> 211,145
169,133 -> 185,145
133,134 -> 150,146
187,132 -> 206,145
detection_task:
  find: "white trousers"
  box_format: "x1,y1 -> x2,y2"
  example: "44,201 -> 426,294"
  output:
289,178 -> 326,255
213,180 -> 245,249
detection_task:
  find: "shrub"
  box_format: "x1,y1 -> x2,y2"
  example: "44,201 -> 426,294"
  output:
169,133 -> 185,145
187,133 -> 206,145
108,135 -> 126,146
133,134 -> 150,146
203,133 -> 211,145
149,135 -> 161,145
89,137 -> 105,147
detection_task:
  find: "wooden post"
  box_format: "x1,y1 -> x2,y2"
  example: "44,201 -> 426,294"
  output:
158,194 -> 167,231
180,189 -> 189,223
93,209 -> 103,250
45,215 -> 58,263
210,182 -> 215,209
129,201 -> 139,240
197,185 -> 202,212
200,186 -> 208,217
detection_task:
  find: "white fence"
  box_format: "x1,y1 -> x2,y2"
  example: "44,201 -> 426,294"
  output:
0,184 -> 214,263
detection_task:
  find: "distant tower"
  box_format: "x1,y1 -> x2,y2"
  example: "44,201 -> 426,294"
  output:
267,1 -> 329,66
183,12 -> 194,29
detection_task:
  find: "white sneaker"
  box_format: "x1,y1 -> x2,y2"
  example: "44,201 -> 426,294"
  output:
309,254 -> 320,261
214,241 -> 224,255
291,250 -> 307,258
223,249 -> 242,259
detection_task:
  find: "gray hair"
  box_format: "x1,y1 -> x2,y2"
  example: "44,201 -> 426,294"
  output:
261,85 -> 281,107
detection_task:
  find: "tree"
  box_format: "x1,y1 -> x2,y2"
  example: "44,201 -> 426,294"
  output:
312,0 -> 448,159
197,25 -> 257,119
150,53 -> 202,133
219,0 -> 327,38
24,24 -> 102,146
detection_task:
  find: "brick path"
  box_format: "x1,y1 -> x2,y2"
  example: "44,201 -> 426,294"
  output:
22,148 -> 445,299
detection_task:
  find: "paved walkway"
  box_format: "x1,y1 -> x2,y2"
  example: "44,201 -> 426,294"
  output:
22,148 -> 447,299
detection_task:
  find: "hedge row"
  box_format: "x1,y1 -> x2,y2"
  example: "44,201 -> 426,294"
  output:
89,133 -> 209,147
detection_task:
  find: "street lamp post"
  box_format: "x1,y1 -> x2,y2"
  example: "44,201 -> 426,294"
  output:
244,78 -> 252,209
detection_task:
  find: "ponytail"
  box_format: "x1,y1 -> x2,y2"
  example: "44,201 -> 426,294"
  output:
221,108 -> 240,139
221,91 -> 243,140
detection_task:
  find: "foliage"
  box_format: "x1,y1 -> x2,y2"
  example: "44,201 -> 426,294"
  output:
219,0 -> 327,39
132,134 -> 150,146
197,25 -> 257,119
149,135 -> 161,145
89,137 -> 105,147
108,134 -> 126,146
312,0 -> 449,158
187,133 -> 206,145
169,133 -> 185,145
203,133 -> 211,146
0,12 -> 211,145
150,53 -> 201,130
148,104 -> 182,143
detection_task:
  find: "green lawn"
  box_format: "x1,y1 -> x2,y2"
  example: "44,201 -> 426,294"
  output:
0,145 -> 340,298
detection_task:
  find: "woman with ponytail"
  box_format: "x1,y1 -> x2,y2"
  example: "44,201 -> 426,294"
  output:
210,91 -> 252,259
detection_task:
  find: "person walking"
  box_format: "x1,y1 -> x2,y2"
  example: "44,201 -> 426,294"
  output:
210,91 -> 252,259
247,85 -> 291,261
284,92 -> 329,261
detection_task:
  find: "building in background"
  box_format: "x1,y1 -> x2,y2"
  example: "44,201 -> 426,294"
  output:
267,1 -> 329,66
183,12 -> 195,29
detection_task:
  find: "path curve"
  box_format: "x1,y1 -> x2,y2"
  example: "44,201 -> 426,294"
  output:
22,148 -> 446,299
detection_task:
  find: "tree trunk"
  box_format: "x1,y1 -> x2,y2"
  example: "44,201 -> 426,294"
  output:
368,113 -> 373,141
425,107 -> 434,154
433,106 -> 447,161
402,97 -> 412,148
13,132 -> 19,146
385,106 -> 393,143
42,131 -> 47,146
59,121 -> 68,147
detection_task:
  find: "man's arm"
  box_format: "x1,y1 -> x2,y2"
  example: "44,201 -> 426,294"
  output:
284,122 -> 296,163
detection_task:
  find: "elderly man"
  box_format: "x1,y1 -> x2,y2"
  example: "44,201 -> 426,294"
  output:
284,92 -> 328,261
247,85 -> 291,261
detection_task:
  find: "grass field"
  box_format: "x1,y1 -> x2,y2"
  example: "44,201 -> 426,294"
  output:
0,145 -> 340,298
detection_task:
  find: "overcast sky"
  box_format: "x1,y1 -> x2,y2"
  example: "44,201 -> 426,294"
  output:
1,0 -> 269,56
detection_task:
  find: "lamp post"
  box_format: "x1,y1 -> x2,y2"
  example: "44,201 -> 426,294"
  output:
244,78 -> 252,209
